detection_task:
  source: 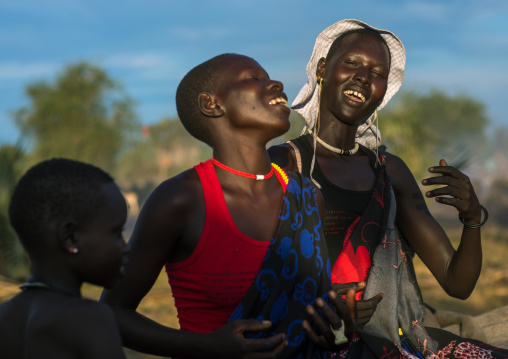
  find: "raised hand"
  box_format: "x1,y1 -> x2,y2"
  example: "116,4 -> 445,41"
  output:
207,319 -> 287,359
302,290 -> 356,351
422,159 -> 482,224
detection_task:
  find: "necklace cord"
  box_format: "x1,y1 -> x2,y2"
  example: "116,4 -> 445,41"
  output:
20,277 -> 81,298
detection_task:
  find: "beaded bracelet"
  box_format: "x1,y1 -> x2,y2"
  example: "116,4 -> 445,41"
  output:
458,205 -> 489,229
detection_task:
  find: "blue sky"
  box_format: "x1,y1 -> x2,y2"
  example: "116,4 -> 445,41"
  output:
1,0 -> 507,145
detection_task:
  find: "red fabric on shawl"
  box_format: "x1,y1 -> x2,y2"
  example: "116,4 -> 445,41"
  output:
330,216 -> 372,300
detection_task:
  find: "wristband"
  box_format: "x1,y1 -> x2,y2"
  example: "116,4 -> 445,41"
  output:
458,205 -> 488,229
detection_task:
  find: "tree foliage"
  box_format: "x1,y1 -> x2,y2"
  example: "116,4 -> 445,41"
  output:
13,62 -> 138,172
116,118 -> 212,202
0,144 -> 28,279
379,90 -> 489,178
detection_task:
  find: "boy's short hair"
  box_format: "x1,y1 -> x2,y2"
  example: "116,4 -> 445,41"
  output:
175,53 -> 235,145
9,158 -> 114,249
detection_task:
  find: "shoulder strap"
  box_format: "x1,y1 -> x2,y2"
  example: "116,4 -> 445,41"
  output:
285,140 -> 302,173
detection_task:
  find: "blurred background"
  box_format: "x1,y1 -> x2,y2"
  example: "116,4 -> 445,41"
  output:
1,1 -> 507,357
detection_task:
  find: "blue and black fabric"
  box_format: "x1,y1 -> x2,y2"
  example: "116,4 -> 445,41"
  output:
229,171 -> 333,359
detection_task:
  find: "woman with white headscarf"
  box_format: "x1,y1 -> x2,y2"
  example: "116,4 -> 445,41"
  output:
269,19 -> 504,358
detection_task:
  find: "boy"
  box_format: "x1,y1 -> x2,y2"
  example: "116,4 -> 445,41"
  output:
102,53 -> 353,358
0,158 -> 129,359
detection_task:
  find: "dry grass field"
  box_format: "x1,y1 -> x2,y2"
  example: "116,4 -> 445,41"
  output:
1,224 -> 507,358
415,225 -> 508,316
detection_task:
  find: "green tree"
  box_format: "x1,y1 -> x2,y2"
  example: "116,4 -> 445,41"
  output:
0,144 -> 28,279
116,118 -> 212,203
379,90 -> 489,178
268,110 -> 307,147
13,62 -> 138,173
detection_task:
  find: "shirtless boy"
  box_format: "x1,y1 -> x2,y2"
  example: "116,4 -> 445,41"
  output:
0,158 -> 129,359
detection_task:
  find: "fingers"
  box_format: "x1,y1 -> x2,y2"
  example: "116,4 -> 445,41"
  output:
330,290 -> 355,340
421,159 -> 479,209
331,281 -> 365,295
230,319 -> 287,350
234,319 -> 287,359
305,297 -> 342,342
344,288 -> 357,320
215,320 -> 287,358
302,319 -> 328,348
425,158 -> 463,179
356,293 -> 383,329
233,319 -> 274,333
356,293 -> 383,311
303,290 -> 356,350
243,334 -> 287,357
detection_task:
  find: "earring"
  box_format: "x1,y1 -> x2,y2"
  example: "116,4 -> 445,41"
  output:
316,76 -> 325,135
374,110 -> 382,166
69,247 -> 79,254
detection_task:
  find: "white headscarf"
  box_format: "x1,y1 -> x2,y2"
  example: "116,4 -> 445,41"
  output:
292,19 -> 406,149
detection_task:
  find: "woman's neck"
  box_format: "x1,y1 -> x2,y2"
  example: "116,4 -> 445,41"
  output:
213,141 -> 273,176
315,118 -> 358,152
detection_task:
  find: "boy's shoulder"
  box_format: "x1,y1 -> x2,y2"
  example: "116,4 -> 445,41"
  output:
31,297 -> 124,358
26,294 -> 116,329
0,293 -> 124,359
0,292 -> 115,331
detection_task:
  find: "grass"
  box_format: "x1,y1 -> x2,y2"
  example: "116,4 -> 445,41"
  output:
414,225 -> 508,316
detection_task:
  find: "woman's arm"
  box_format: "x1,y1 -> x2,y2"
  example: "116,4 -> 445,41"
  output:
387,154 -> 482,299
101,171 -> 287,358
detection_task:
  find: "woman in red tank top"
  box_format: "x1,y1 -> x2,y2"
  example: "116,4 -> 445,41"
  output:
101,53 -> 355,359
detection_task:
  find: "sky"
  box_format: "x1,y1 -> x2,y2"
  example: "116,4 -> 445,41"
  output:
1,0 -> 507,145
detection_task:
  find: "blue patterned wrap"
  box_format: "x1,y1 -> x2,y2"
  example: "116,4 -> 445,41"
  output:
229,172 -> 332,358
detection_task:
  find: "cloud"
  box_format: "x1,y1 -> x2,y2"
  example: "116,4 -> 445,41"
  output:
400,1 -> 452,23
0,0 -> 92,20
0,62 -> 57,80
100,53 -> 185,84
104,54 -> 168,69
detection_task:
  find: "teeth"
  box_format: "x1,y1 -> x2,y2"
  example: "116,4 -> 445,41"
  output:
269,97 -> 288,106
344,90 -> 366,103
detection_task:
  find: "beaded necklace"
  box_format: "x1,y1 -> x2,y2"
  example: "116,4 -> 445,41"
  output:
20,276 -> 81,298
211,158 -> 274,180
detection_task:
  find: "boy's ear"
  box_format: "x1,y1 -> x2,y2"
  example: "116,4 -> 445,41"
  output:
57,220 -> 80,255
198,92 -> 224,118
316,57 -> 326,79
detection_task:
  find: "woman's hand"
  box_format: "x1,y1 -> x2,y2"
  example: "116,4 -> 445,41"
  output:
332,282 -> 383,329
302,290 -> 356,351
422,159 -> 481,224
208,320 -> 287,359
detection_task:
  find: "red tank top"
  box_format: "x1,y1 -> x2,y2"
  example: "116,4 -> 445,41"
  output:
165,160 -> 287,333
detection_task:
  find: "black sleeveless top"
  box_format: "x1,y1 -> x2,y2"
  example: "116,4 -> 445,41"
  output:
289,135 -> 372,262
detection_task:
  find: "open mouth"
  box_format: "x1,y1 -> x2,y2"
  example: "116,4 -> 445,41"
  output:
343,90 -> 366,103
268,97 -> 289,107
